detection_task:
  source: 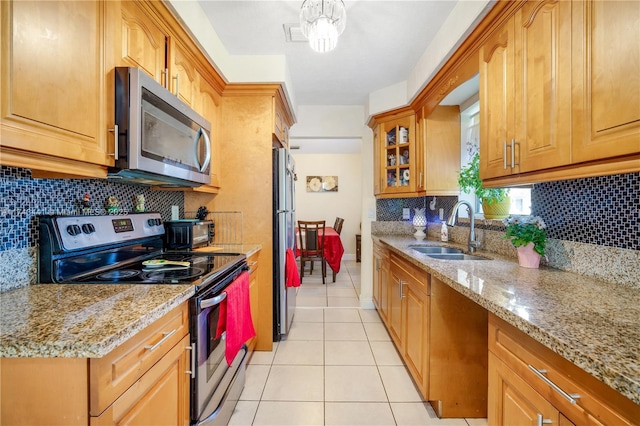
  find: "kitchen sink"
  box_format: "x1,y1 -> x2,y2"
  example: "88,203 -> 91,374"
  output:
408,246 -> 464,254
426,253 -> 489,261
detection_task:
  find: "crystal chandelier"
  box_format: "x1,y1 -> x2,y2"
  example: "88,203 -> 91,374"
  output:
299,0 -> 347,53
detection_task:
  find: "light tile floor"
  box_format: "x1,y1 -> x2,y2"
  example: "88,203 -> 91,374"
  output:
229,260 -> 488,425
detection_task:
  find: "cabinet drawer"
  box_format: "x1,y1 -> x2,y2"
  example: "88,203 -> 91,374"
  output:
90,303 -> 189,416
90,334 -> 190,426
489,314 -> 639,425
373,241 -> 388,259
390,253 -> 429,295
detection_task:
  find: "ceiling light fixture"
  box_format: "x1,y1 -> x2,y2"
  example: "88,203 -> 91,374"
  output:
299,0 -> 346,53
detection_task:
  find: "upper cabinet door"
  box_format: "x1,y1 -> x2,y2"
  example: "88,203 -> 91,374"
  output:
380,113 -> 417,195
1,0 -> 114,171
572,0 -> 640,163
120,1 -> 168,86
169,39 -> 198,107
194,74 -> 221,191
514,0 -> 572,172
480,17 -> 516,180
480,0 -> 575,181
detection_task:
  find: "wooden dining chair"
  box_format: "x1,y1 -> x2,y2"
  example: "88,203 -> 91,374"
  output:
297,220 -> 327,284
333,217 -> 344,235
331,217 -> 345,282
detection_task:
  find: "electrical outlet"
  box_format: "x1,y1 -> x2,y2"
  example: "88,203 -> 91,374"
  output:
439,208 -> 444,221
402,208 -> 410,220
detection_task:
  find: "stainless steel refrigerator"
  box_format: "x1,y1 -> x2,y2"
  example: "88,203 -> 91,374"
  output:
272,147 -> 297,340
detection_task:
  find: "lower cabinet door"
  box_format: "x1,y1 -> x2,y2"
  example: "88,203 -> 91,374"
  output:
489,352 -> 565,426
403,284 -> 429,397
388,269 -> 403,346
91,335 -> 190,426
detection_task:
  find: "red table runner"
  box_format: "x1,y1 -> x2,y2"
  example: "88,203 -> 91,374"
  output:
296,227 -> 345,274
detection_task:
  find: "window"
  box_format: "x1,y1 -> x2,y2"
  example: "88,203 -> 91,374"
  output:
459,104 -> 531,217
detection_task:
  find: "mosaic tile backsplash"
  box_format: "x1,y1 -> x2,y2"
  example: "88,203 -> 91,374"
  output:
377,172 -> 639,251
1,166 -> 185,251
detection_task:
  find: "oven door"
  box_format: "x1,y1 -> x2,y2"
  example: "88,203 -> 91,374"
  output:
192,277 -> 248,425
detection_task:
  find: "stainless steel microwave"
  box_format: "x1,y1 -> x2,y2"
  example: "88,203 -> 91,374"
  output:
111,67 -> 212,187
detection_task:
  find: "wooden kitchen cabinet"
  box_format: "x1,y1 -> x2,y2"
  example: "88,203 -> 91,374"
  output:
479,0 -> 640,187
389,253 -> 429,395
377,251 -> 488,417
417,105 -> 461,195
489,314 -> 639,425
119,1 -> 169,86
213,84 -> 295,351
372,241 -> 390,323
489,352 -> 571,426
91,334 -> 191,426
191,71 -> 222,192
480,0 -> 573,181
571,0 -> 640,164
0,302 -> 191,426
0,0 -> 117,178
369,108 -> 418,198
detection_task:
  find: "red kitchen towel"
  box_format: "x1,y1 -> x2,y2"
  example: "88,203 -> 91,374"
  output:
219,271 -> 255,365
285,248 -> 301,288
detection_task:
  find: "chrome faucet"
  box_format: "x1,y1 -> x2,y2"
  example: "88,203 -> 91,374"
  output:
447,200 -> 481,253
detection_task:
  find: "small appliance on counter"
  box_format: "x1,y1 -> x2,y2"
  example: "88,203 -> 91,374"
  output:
164,219 -> 214,250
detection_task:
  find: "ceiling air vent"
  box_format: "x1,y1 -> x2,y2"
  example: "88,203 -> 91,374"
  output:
283,24 -> 307,43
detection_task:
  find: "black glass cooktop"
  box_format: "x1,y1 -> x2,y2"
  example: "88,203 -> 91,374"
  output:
62,252 -> 244,285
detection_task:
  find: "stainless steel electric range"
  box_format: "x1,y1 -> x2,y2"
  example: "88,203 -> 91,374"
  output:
38,212 -> 249,426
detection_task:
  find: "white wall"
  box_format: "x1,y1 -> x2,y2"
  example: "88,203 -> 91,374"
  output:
291,153 -> 362,259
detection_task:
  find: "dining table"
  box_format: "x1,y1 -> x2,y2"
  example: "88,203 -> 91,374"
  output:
296,226 -> 345,276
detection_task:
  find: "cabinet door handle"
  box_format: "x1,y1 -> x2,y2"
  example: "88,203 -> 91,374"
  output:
528,365 -> 580,404
419,172 -> 423,188
399,279 -> 405,299
108,124 -> 118,158
186,343 -> 196,378
536,414 -> 553,426
511,139 -> 520,169
162,68 -> 168,89
145,328 -> 177,352
173,74 -> 180,96
503,141 -> 508,170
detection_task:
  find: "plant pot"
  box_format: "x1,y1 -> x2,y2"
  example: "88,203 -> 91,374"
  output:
516,242 -> 541,268
482,196 -> 511,220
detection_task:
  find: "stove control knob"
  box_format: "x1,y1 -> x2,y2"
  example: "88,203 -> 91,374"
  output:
155,218 -> 162,226
81,223 -> 95,234
66,224 -> 82,236
147,219 -> 156,227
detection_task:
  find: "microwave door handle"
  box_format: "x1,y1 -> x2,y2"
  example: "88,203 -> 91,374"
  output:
193,128 -> 211,173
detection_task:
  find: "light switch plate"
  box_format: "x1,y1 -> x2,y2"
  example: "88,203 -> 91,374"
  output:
403,208 -> 410,220
439,208 -> 444,221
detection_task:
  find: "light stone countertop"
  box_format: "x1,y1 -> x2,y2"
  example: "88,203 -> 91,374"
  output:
374,235 -> 640,406
0,244 -> 261,359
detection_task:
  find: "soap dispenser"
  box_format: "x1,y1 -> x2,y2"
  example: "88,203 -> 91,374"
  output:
440,221 -> 449,242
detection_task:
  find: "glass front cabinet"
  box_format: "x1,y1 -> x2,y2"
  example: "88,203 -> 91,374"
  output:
371,108 -> 419,197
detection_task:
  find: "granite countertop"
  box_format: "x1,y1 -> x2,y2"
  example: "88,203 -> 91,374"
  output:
0,284 -> 194,358
0,244 -> 262,359
374,235 -> 640,406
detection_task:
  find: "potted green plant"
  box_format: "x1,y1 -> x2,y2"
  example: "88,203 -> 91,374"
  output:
457,153 -> 510,219
503,215 -> 548,268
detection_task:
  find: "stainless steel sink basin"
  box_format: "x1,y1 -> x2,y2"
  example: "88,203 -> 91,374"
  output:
426,253 -> 489,261
409,246 -> 463,254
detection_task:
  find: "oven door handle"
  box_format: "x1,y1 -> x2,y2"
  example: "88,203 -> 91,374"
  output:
200,292 -> 227,309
